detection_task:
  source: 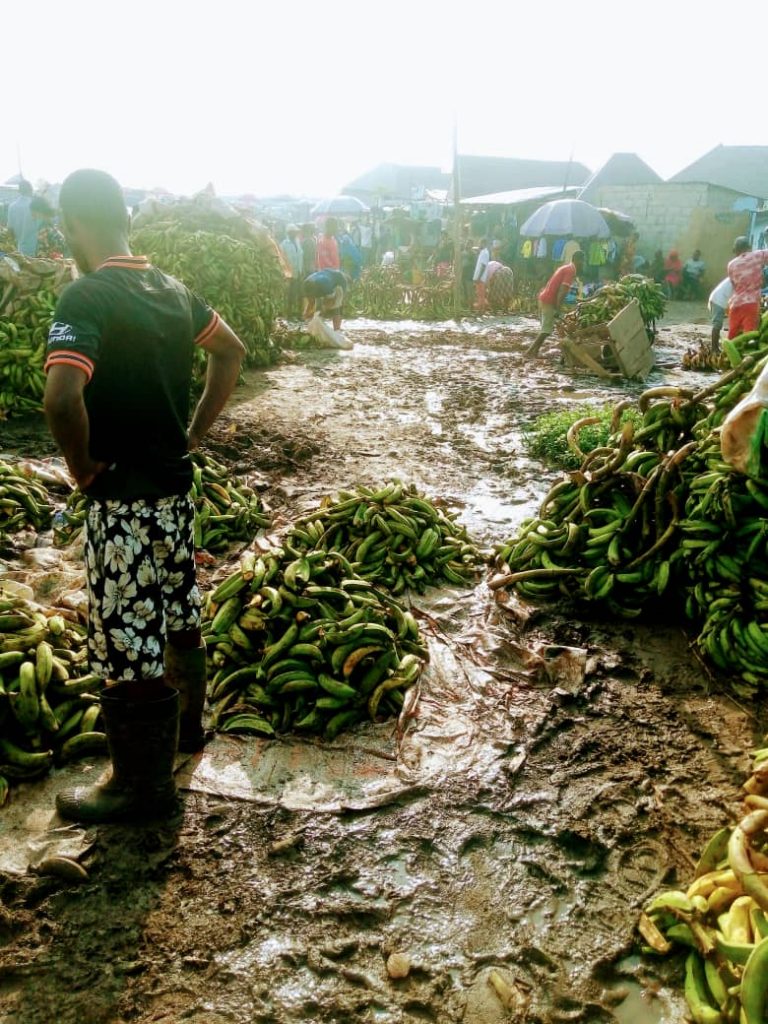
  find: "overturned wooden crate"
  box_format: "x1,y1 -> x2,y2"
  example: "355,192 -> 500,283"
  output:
559,299 -> 654,380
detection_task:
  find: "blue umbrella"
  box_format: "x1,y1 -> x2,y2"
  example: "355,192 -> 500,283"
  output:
520,199 -> 610,239
310,195 -> 370,217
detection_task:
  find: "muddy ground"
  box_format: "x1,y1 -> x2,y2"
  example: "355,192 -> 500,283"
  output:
0,304 -> 762,1024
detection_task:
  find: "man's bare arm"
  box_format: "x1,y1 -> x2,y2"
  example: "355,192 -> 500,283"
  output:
188,318 -> 246,451
44,365 -> 106,489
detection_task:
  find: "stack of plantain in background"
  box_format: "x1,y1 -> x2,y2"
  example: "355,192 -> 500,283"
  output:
54,451 -> 270,554
0,460 -> 52,541
285,481 -> 483,595
0,598 -> 105,804
638,747 -> 768,1023
131,209 -> 284,371
203,544 -> 428,740
492,312 -> 768,695
0,289 -> 57,418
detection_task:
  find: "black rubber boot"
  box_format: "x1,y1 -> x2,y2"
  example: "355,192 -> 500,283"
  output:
55,682 -> 181,824
164,643 -> 208,753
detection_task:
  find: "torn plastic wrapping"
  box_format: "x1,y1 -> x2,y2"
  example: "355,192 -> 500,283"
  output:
0,582 -> 586,874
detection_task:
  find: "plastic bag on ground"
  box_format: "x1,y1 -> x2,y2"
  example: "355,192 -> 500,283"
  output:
305,313 -> 353,350
721,361 -> 768,477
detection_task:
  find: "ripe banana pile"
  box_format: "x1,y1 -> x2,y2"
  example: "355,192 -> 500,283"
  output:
0,460 -> 52,539
557,274 -> 666,338
683,342 -> 725,373
493,313 -> 768,688
131,221 -> 283,369
286,482 -> 482,595
203,545 -> 428,738
0,598 -> 105,803
639,749 -> 768,1023
0,289 -> 56,418
53,451 -> 270,553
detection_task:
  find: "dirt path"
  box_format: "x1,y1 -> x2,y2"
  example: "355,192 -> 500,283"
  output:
0,310 -> 756,1024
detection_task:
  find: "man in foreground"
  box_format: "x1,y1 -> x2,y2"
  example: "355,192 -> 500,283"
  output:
527,250 -> 584,357
728,236 -> 768,340
44,169 -> 245,824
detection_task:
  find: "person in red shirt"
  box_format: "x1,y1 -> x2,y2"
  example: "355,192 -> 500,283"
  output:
527,250 -> 584,356
316,217 -> 341,271
728,236 -> 768,339
663,250 -> 683,298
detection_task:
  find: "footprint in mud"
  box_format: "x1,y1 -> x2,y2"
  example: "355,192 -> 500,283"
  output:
605,839 -> 671,907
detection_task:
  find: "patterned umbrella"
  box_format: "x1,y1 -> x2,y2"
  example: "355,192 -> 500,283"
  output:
520,199 -> 610,239
310,195 -> 370,217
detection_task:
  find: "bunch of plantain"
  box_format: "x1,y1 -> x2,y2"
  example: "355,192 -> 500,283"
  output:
493,312 -> 768,689
0,597 -> 106,804
285,481 -> 483,595
54,451 -> 270,553
557,274 -> 666,338
348,268 -> 454,320
682,341 -> 726,373
203,545 -> 428,739
131,220 -> 283,369
638,747 -> 768,1024
0,460 -> 52,539
0,289 -> 56,418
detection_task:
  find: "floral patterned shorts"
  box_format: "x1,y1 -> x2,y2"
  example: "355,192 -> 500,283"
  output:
84,494 -> 202,681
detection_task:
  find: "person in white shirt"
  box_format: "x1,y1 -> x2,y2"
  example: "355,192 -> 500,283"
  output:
473,238 -> 490,312
280,225 -> 304,319
708,277 -> 733,352
358,218 -> 373,267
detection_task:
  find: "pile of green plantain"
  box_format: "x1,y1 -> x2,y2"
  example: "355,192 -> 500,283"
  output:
0,599 -> 105,803
639,748 -> 768,1023
0,289 -> 57,418
493,312 -> 768,695
131,201 -> 284,369
54,451 -> 269,553
557,273 -> 667,338
203,544 -> 428,739
285,481 -> 483,594
0,460 -> 52,540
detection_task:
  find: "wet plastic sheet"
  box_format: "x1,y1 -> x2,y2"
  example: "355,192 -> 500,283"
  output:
0,583 -> 585,874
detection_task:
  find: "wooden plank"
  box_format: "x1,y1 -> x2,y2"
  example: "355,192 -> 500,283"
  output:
561,339 -> 613,379
608,300 -> 654,379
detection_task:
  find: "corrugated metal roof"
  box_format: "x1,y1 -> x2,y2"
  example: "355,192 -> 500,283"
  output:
670,145 -> 768,198
579,153 -> 662,202
461,185 -> 579,206
454,155 -> 590,201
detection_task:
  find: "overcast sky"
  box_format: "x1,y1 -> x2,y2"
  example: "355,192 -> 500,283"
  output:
3,0 -> 760,198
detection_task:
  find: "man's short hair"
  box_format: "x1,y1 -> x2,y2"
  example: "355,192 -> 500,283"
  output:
572,250 -> 585,265
59,169 -> 128,236
733,236 -> 751,254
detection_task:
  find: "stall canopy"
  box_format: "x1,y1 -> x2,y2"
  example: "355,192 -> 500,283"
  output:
461,185 -> 579,206
310,195 -> 370,216
520,199 -> 610,239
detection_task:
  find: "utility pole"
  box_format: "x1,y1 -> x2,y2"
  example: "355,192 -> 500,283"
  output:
452,115 -> 462,317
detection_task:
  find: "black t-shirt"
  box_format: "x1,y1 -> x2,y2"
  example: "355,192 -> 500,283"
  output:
45,255 -> 218,501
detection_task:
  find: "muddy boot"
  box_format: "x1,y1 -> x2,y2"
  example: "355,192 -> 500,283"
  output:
164,642 -> 208,753
55,682 -> 181,824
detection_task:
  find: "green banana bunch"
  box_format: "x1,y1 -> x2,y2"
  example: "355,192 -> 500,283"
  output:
285,481 -> 483,594
131,219 -> 283,370
0,288 -> 56,419
0,598 -> 105,801
346,268 -> 454,321
203,543 -> 428,739
559,274 -> 666,338
0,460 -> 53,538
639,793 -> 768,1024
54,450 -> 270,554
494,311 -> 768,690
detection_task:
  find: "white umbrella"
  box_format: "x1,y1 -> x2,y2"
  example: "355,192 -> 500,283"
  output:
310,195 -> 370,217
520,199 -> 610,239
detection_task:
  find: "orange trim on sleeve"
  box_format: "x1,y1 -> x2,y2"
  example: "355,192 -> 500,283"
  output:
44,350 -> 95,382
194,311 -> 221,349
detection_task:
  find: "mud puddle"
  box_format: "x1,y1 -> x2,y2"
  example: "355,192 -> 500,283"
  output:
0,310 -> 755,1024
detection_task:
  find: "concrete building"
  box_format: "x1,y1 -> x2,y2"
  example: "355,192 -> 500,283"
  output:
592,181 -> 752,288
